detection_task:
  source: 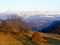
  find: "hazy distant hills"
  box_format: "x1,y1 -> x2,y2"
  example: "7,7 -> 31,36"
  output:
0,12 -> 60,32
41,21 -> 60,34
22,14 -> 59,31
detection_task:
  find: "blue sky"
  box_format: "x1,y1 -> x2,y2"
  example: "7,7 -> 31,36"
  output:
0,0 -> 60,11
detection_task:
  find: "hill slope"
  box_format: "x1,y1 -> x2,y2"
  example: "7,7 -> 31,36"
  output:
0,30 -> 60,45
41,21 -> 60,35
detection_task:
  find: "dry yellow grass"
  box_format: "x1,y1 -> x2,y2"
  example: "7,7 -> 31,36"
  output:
0,32 -> 22,45
23,30 -> 60,45
0,30 -> 60,45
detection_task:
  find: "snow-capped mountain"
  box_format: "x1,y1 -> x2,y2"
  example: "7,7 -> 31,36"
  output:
0,11 -> 60,32
0,10 -> 20,20
20,11 -> 60,21
0,11 -> 60,20
20,11 -> 60,31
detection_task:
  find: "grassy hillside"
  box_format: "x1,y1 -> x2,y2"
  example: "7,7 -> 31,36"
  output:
0,28 -> 60,45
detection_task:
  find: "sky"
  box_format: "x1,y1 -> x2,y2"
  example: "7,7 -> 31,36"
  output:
0,0 -> 60,11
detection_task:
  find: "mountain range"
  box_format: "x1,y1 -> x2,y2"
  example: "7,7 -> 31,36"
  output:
0,12 -> 60,33
0,11 -> 60,45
